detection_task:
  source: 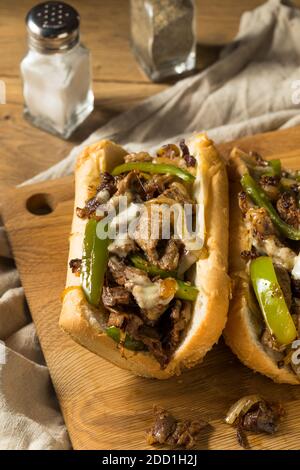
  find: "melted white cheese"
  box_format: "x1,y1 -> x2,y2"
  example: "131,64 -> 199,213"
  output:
108,236 -> 135,258
95,189 -> 110,204
132,280 -> 175,321
292,254 -> 300,280
259,238 -> 296,271
132,283 -> 161,310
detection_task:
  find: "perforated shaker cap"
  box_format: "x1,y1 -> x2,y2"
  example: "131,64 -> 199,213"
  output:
26,2 -> 80,53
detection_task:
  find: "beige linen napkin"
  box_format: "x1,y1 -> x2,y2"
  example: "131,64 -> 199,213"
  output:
0,0 -> 300,449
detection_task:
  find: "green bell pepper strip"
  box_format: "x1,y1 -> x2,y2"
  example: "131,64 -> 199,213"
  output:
241,173 -> 300,240
280,177 -> 298,191
241,156 -> 281,178
130,254 -> 177,278
175,280 -> 199,301
81,223 -> 147,351
106,326 -> 146,351
111,161 -> 195,183
264,159 -> 281,177
250,256 -> 297,345
129,254 -> 198,301
81,218 -> 110,306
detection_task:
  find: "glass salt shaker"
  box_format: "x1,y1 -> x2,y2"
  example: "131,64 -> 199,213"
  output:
130,0 -> 196,82
21,1 -> 94,139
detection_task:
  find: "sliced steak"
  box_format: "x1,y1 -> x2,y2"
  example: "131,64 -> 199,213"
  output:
146,407 -> 177,445
227,396 -> 285,449
169,420 -> 207,448
133,205 -> 180,271
107,308 -> 143,332
157,238 -> 180,272
146,406 -> 208,449
291,298 -> 300,335
107,308 -> 128,329
97,171 -> 117,197
139,335 -> 168,367
259,175 -> 280,201
69,258 -> 82,275
108,256 -> 127,286
261,328 -> 285,353
133,205 -> 160,263
102,286 -> 131,308
276,192 -> 300,229
245,207 -> 275,240
76,195 -> 100,219
115,170 -> 147,201
106,306 -> 168,367
241,401 -> 284,435
161,181 -> 193,204
274,265 -> 292,309
125,317 -> 168,367
168,301 -> 191,351
144,174 -> 174,200
108,256 -> 149,289
124,265 -> 150,290
124,152 -> 152,163
108,256 -> 152,292
292,278 -> 300,298
179,139 -> 196,167
240,246 -> 259,261
238,191 -> 251,216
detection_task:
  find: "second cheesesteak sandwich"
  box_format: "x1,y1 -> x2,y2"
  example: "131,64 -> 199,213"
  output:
225,148 -> 300,384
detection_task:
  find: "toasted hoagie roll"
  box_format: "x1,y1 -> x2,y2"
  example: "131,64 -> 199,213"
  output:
224,148 -> 300,384
60,134 -> 230,379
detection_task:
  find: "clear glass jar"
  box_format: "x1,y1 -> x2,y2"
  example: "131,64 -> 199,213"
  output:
21,43 -> 94,139
21,2 -> 94,139
130,0 -> 196,82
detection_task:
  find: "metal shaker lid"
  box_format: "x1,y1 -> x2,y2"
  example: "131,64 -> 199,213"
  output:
26,1 -> 80,53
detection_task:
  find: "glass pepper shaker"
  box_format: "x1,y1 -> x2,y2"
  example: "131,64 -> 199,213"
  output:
20,1 -> 94,139
130,0 -> 196,82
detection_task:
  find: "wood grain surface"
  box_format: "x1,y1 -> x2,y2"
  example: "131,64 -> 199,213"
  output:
2,0 -> 300,190
2,127 -> 300,450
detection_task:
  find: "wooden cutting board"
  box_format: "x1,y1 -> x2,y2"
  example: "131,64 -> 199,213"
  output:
2,127 -> 300,450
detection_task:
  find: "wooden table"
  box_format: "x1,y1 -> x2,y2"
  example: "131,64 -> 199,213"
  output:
1,0 -> 299,188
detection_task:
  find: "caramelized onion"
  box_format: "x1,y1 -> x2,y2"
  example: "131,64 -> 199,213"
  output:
225,395 -> 263,425
145,196 -> 177,206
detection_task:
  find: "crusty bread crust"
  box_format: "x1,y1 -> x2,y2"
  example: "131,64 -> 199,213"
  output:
59,135 -> 230,379
224,148 -> 300,385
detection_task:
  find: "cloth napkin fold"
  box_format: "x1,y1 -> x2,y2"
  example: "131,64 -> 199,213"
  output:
0,0 -> 299,449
